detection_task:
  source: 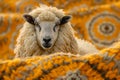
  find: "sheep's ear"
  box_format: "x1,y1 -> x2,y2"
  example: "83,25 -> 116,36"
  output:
60,15 -> 71,25
23,14 -> 35,25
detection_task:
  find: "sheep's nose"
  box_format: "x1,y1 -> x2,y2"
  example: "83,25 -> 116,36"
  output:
43,38 -> 51,43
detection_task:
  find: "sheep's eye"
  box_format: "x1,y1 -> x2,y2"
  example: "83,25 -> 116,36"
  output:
53,24 -> 58,32
35,23 -> 41,32
38,25 -> 41,32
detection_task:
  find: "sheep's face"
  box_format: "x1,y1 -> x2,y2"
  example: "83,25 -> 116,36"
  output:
35,18 -> 60,49
23,14 -> 71,50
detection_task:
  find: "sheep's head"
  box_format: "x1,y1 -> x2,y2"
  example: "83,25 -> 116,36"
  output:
23,11 -> 71,50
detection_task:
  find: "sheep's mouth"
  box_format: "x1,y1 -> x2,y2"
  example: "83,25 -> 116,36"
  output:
42,43 -> 52,49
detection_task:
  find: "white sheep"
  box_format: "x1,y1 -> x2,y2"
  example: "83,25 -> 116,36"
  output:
14,5 -> 99,58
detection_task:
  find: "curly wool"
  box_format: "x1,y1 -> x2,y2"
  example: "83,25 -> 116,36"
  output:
14,5 -> 98,58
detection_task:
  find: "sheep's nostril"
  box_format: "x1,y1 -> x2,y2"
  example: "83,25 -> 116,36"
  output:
43,38 -> 51,43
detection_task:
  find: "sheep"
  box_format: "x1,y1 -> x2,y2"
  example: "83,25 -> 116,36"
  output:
14,5 -> 99,58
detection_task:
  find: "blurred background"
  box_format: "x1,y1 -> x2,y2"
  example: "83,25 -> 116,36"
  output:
0,0 -> 120,60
